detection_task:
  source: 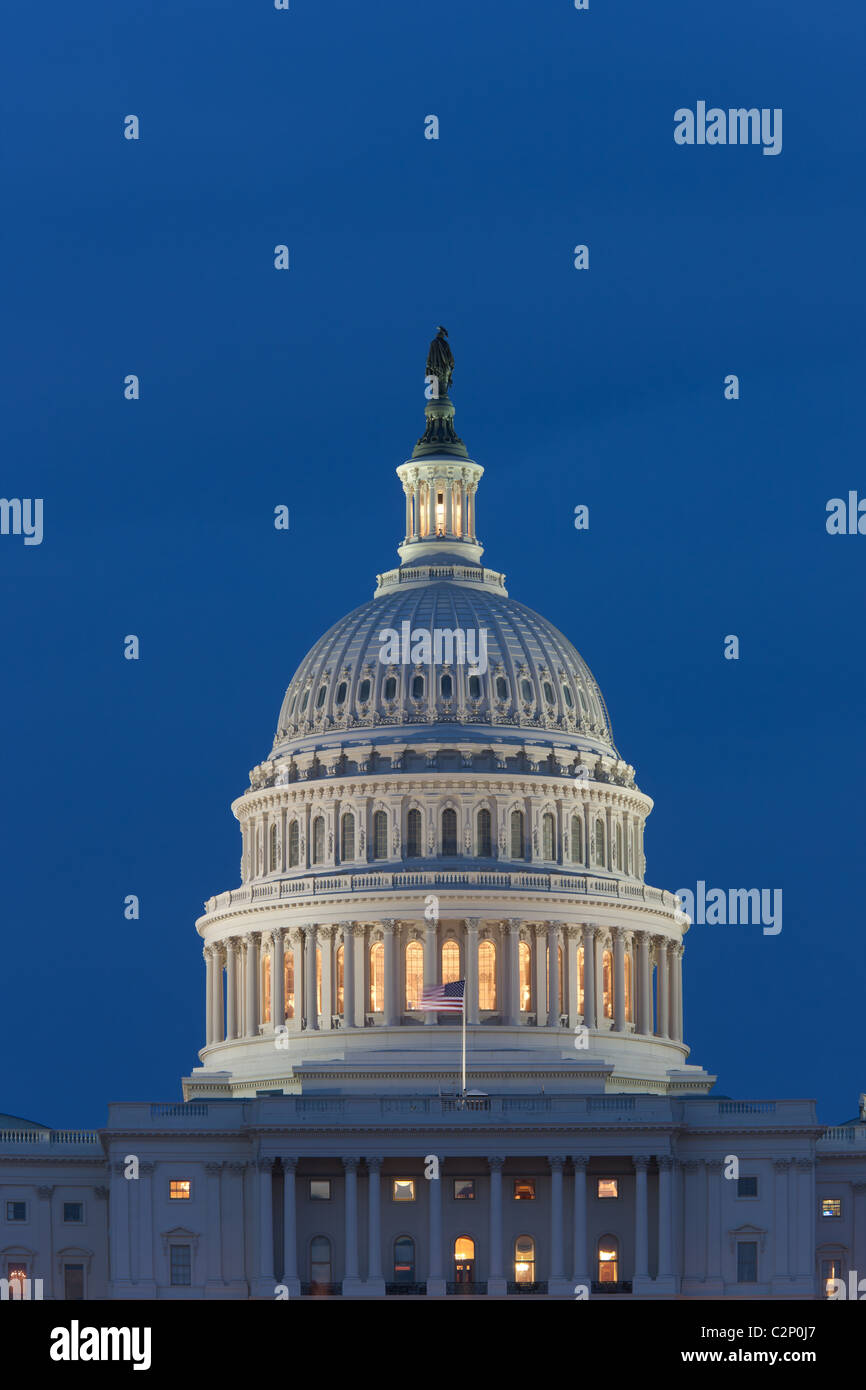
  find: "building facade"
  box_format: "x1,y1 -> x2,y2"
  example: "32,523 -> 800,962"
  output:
2,339 -> 865,1299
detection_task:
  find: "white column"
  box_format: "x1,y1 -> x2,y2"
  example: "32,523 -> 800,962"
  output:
465,918 -> 480,1024
367,1157 -> 384,1291
705,1159 -> 723,1284
213,946 -> 224,1043
245,933 -> 260,1037
488,1157 -> 505,1296
139,1163 -> 154,1288
673,943 -> 683,1041
320,926 -> 333,1030
572,1156 -> 589,1285
341,922 -> 355,1027
634,1156 -> 649,1281
533,925 -> 546,1024
636,931 -> 650,1034
204,947 -> 215,1046
427,1157 -> 444,1296
257,1158 -> 274,1295
773,1159 -> 790,1280
613,927 -> 626,1032
657,1156 -> 674,1283
550,1157 -> 565,1283
305,924 -> 318,1030
225,939 -> 239,1040
506,919 -> 521,1024
581,925 -> 597,1028
382,921 -> 397,1025
423,916 -> 437,1025
205,1162 -> 223,1288
655,938 -> 669,1038
291,927 -> 304,1031
282,1158 -> 299,1293
566,926 -> 579,1028
110,1161 -> 131,1290
547,923 -> 562,1025
352,925 -> 366,1026
342,1157 -> 360,1293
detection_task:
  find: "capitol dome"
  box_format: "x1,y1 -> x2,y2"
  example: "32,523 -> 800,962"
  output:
185,331 -> 712,1102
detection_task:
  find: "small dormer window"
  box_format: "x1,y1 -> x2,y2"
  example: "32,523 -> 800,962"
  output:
316,686 -> 327,709
520,679 -> 534,703
300,689 -> 310,713
384,676 -> 397,699
468,675 -> 481,699
543,681 -> 555,704
335,681 -> 347,705
441,674 -> 453,699
411,675 -> 425,699
358,679 -> 371,702
562,683 -> 574,709
495,676 -> 509,701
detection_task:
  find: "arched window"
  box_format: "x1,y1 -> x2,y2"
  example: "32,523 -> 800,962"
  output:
336,944 -> 344,1014
369,942 -> 384,1012
441,807 -> 457,856
316,685 -> 327,709
478,940 -> 496,1011
312,816 -> 325,864
383,675 -> 397,700
577,945 -> 585,1016
602,948 -> 613,1018
495,676 -> 509,701
269,823 -> 279,872
411,674 -> 425,700
542,681 -> 555,704
441,673 -> 453,699
262,952 -> 271,1024
597,1235 -> 619,1284
510,809 -> 525,859
571,813 -> 583,863
514,1235 -> 535,1285
405,941 -> 424,1010
561,682 -> 574,709
520,679 -> 534,703
300,688 -> 310,714
442,939 -> 460,984
454,1236 -> 475,1284
477,807 -> 492,857
468,674 -> 481,699
406,808 -> 422,858
542,812 -> 555,860
615,821 -> 623,870
310,1235 -> 332,1290
288,821 -> 299,868
335,680 -> 347,705
373,810 -> 388,859
625,950 -> 633,1023
393,1236 -> 416,1284
519,941 -> 532,1012
358,678 -> 371,703
284,951 -> 294,1020
341,812 -> 355,861
595,817 -> 606,866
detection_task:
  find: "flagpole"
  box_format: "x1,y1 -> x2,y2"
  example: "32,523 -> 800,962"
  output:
461,984 -> 466,1094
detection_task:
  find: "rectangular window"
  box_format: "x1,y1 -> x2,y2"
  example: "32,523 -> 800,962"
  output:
392,1179 -> 415,1201
822,1198 -> 842,1218
63,1202 -> 84,1224
5,1202 -> 27,1222
170,1245 -> 192,1286
169,1180 -> 191,1200
513,1179 -> 535,1201
737,1176 -> 758,1198
64,1264 -> 85,1300
309,1180 -> 331,1201
737,1242 -> 758,1284
453,1179 -> 475,1200
597,1178 -> 618,1199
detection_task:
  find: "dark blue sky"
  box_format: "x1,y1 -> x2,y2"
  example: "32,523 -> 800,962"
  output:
3,0 -> 864,1127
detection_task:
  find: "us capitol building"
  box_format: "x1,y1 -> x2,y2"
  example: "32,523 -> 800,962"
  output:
2,333 -> 864,1300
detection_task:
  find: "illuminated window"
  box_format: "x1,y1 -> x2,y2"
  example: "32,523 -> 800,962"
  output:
262,952 -> 271,1023
624,950 -> 633,1023
309,1180 -> 331,1201
435,491 -> 445,534
407,808 -> 422,857
284,951 -> 294,1019
597,1179 -> 618,1199
597,1236 -> 618,1283
468,674 -> 481,699
310,1235 -> 331,1289
453,1179 -> 475,1200
6,1264 -> 26,1297
442,940 -> 460,984
394,1236 -> 416,1283
737,1242 -> 757,1283
602,949 -> 613,1018
577,945 -> 584,1015
288,821 -> 299,867
358,678 -> 371,703
336,944 -> 344,1014
478,940 -> 496,1010
495,676 -> 509,701
737,1176 -> 758,1198
822,1258 -> 844,1297
341,812 -> 355,860
477,807 -> 492,856
595,817 -> 606,865
571,813 -> 583,862
454,1236 -> 475,1283
822,1198 -> 842,1218
170,1245 -> 191,1286
514,1235 -> 535,1284
519,941 -> 532,1011
442,807 -> 458,855
441,673 -> 453,699
373,811 -> 388,859
513,1179 -> 535,1201
169,1181 -> 191,1200
312,816 -> 325,864
63,1202 -> 83,1224
542,812 -> 555,860
510,809 -> 525,859
5,1202 -> 26,1222
269,823 -> 279,871
392,1179 -> 415,1202
369,942 -> 384,1011
406,941 -> 424,1009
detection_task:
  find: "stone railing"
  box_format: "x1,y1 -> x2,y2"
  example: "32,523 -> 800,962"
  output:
204,871 -> 675,917
818,1126 -> 866,1145
0,1129 -> 101,1146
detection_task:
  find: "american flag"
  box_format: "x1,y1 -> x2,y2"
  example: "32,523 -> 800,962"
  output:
417,980 -> 465,1012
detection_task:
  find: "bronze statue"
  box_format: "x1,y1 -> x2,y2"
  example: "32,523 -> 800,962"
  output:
425,325 -> 454,397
